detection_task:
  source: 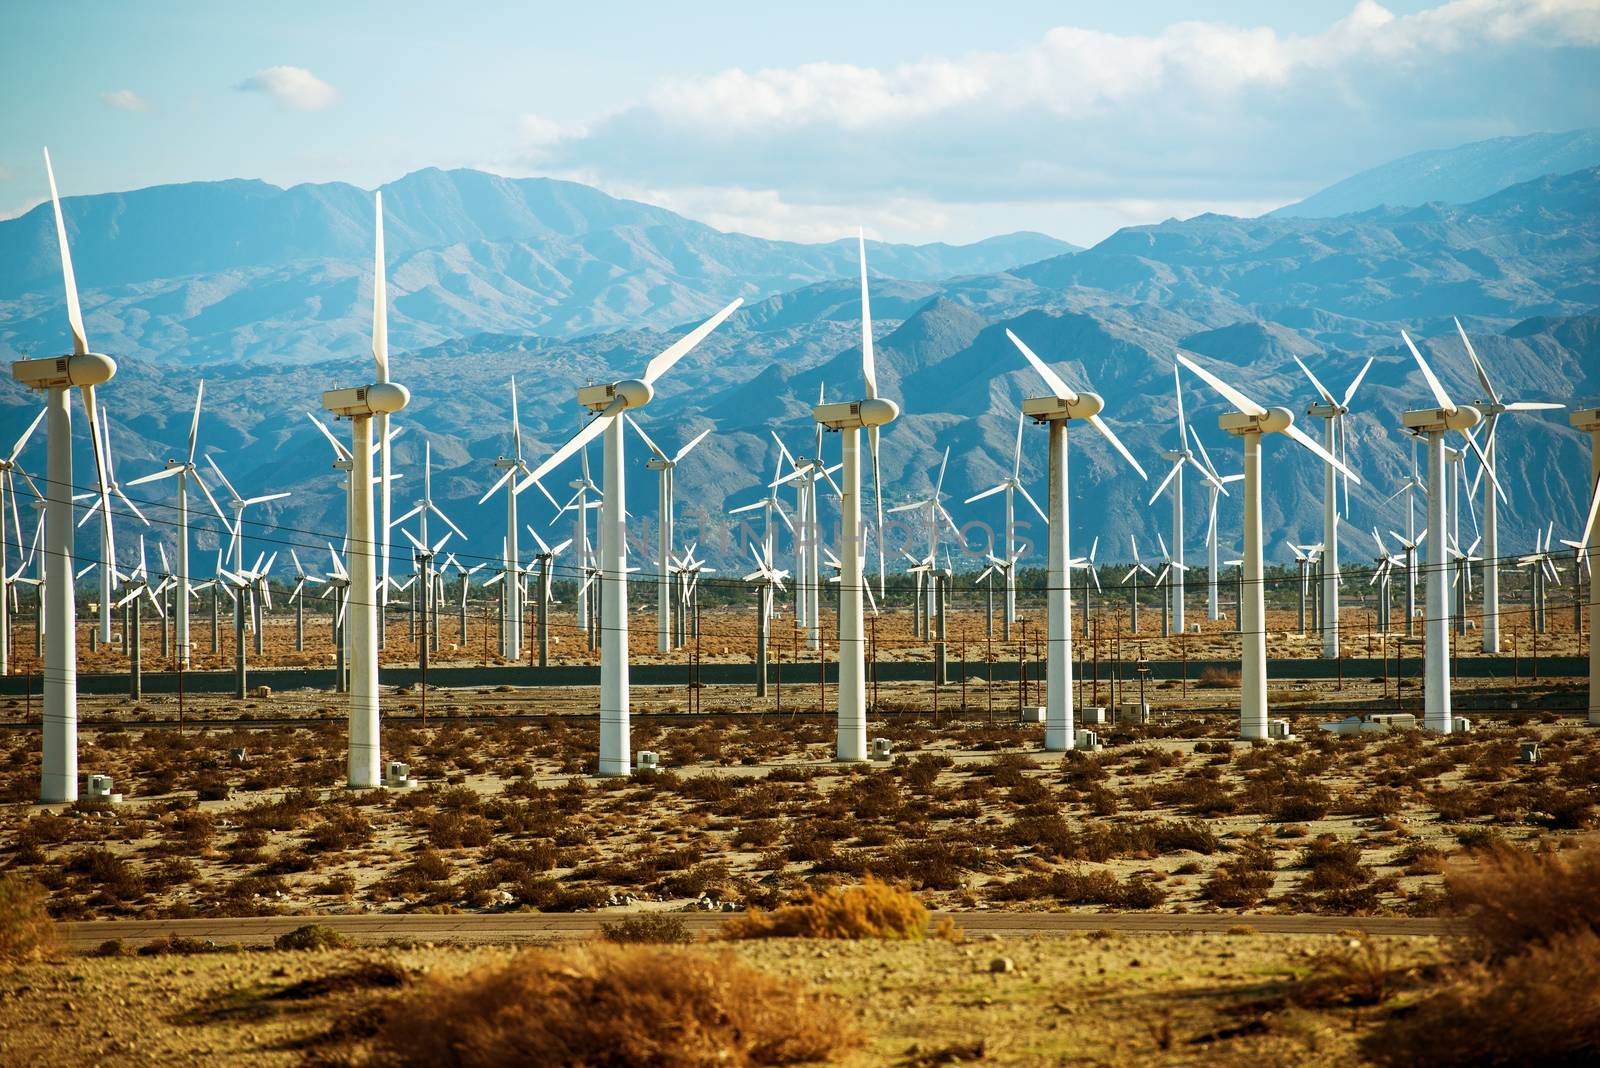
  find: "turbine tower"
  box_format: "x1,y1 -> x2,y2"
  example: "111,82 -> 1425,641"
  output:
10,149 -> 117,803
1451,319 -> 1564,653
1398,331 -> 1500,734
630,419 -> 711,653
479,379 -> 538,660
524,300 -> 741,775
321,192 -> 410,788
1573,407 -> 1600,723
812,233 -> 896,762
1174,351 -> 1358,740
1008,328 -> 1146,751
1293,354 -> 1373,658
1185,426 -> 1241,621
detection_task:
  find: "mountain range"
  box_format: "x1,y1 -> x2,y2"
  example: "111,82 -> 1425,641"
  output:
1,135 -> 1596,578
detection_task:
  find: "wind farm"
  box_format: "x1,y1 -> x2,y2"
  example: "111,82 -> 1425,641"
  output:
0,5 -> 1597,1065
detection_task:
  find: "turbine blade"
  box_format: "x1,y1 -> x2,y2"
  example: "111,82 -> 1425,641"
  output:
1401,331 -> 1455,412
641,298 -> 743,387
1173,351 -> 1265,417
1005,328 -> 1077,401
44,149 -> 87,356
1282,421 -> 1361,484
372,192 -> 388,381
1292,355 -> 1336,406
525,399 -> 625,486
1086,413 -> 1148,480
859,230 -> 876,401
1341,356 -> 1374,408
627,414 -> 667,460
7,408 -> 45,464
673,426 -> 712,464
1148,460 -> 1182,506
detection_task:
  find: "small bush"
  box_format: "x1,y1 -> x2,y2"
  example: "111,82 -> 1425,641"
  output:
1445,842 -> 1600,959
0,873 -> 57,966
365,945 -> 858,1067
601,913 -> 694,945
273,923 -> 352,951
1362,928 -> 1600,1067
722,878 -> 927,940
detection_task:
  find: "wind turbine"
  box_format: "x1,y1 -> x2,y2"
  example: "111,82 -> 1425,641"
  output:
10,150 -> 118,802
1384,436 -> 1425,625
1008,328 -> 1147,751
1515,526 -> 1560,633
966,410 -> 1047,640
1149,532 -> 1188,637
1293,354 -> 1372,658
321,192 -> 410,788
523,528 -> 572,666
1070,536 -> 1100,634
1451,318 -> 1565,653
1149,366 -> 1227,637
744,543 -> 790,697
72,404 -> 148,648
126,382 -> 228,668
1369,529 -> 1401,633
1123,536 -> 1155,634
630,418 -> 711,653
810,232 -> 897,762
0,408 -> 44,675
394,440 -> 463,660
1186,425 -> 1242,621
771,420 -> 840,652
523,299 -> 741,774
890,446 -> 962,637
478,378 -> 538,660
1397,330 -> 1499,734
1174,350 -> 1359,739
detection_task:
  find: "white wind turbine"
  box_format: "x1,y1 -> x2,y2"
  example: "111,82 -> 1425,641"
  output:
321,192 -> 410,788
394,441 -> 461,661
771,419 -> 840,652
1397,330 -> 1500,733
523,526 -> 573,666
1123,535 -> 1156,633
523,299 -> 741,775
1174,350 -> 1359,739
479,378 -> 537,660
0,408 -> 44,675
11,149 -> 118,802
728,446 -> 794,653
73,404 -> 148,647
1149,366 -> 1227,637
1452,318 -> 1565,653
1186,425 -> 1242,621
126,382 -> 230,668
629,419 -> 712,653
1008,328 -> 1147,751
1383,436 -> 1425,625
890,445 -> 961,634
965,410 -> 1048,639
553,445 -> 602,637
1293,354 -> 1373,658
809,232 -> 897,762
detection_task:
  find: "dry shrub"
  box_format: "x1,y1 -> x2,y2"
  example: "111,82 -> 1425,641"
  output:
1292,934 -> 1408,1008
1362,928 -> 1600,1067
722,877 -> 927,940
0,873 -> 57,966
601,913 -> 694,945
1445,841 -> 1599,959
1197,667 -> 1240,688
364,945 -> 857,1067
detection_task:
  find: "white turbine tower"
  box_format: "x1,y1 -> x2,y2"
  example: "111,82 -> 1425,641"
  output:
0,408 -> 45,675
771,420 -> 839,652
811,232 -> 897,762
1451,319 -> 1565,653
10,149 -> 117,802
889,445 -> 961,633
1397,331 -> 1500,734
965,411 -> 1047,639
126,383 -> 227,669
1292,354 -> 1373,658
630,419 -> 711,652
1174,351 -> 1359,739
524,299 -> 741,775
478,378 -> 541,660
1149,366 -> 1227,637
321,192 -> 410,788
1007,328 -> 1147,751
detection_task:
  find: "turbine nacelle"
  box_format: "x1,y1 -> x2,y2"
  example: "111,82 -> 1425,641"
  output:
1402,405 -> 1482,434
1021,390 -> 1104,422
1220,406 -> 1294,435
322,382 -> 410,418
579,378 -> 653,412
813,397 -> 900,430
11,352 -> 117,391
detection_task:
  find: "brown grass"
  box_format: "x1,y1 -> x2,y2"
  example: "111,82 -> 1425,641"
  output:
364,944 -> 859,1067
721,877 -> 929,940
1363,928 -> 1600,1066
0,873 -> 57,967
1444,841 -> 1600,958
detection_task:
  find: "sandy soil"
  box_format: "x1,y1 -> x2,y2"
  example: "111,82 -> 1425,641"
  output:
7,596 -> 1586,676
0,930 -> 1450,1066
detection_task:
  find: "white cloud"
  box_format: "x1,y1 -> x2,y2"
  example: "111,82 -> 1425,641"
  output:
234,66 -> 338,111
508,1 -> 1600,245
100,88 -> 151,112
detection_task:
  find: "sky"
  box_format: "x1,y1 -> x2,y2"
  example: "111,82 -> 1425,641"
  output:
3,0 -> 1597,246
